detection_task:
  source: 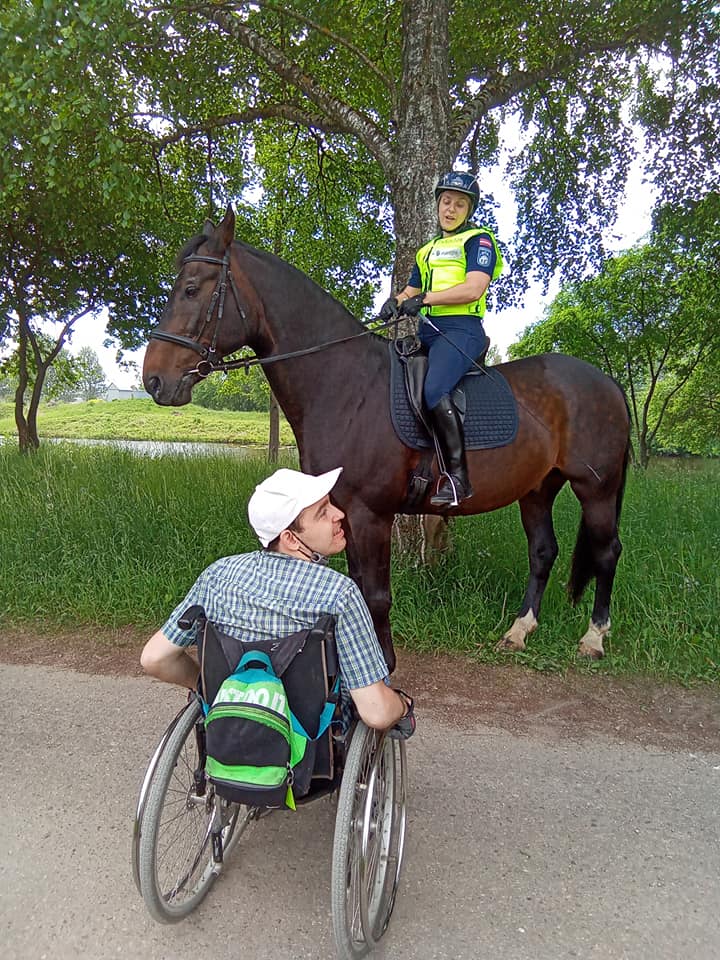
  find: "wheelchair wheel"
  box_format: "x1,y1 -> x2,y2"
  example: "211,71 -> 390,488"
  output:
137,697 -> 254,923
331,723 -> 408,959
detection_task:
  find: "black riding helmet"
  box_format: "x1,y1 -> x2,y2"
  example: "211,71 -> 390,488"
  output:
434,171 -> 480,217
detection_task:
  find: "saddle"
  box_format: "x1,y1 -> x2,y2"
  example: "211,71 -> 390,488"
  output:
389,336 -> 518,452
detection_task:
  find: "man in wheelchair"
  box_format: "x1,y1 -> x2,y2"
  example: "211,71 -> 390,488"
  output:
141,466 -> 415,740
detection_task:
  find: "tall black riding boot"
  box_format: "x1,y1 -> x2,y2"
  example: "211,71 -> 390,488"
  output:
428,395 -> 473,508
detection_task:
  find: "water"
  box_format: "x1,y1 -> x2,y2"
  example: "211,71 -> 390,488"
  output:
0,435 -> 294,458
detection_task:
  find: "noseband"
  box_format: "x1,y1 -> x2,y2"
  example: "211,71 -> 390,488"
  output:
149,251 -> 247,378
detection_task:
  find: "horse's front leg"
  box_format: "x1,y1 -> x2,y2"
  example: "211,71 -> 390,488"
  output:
343,505 -> 395,673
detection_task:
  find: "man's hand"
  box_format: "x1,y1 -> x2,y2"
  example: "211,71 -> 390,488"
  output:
388,689 -> 416,740
379,296 -> 399,321
399,293 -> 426,317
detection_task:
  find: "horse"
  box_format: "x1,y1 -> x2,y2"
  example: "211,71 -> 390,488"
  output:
143,207 -> 631,673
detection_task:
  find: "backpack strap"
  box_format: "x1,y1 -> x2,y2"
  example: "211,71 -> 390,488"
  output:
290,674 -> 341,742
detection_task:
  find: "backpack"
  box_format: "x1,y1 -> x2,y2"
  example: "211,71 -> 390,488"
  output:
204,646 -> 338,811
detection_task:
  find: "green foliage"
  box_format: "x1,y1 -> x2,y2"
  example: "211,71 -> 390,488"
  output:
510,237 -> 720,463
1,445 -> 717,683
192,367 -> 271,412
71,347 -> 109,401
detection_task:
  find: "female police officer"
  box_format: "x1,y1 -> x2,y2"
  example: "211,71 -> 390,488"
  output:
380,171 -> 503,508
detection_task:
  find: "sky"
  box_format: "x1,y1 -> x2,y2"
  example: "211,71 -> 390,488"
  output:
67,157 -> 655,390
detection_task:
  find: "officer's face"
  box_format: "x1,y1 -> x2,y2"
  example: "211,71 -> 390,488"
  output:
438,190 -> 472,232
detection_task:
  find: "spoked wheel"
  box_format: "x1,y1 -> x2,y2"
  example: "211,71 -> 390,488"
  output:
136,698 -> 256,923
331,723 -> 408,959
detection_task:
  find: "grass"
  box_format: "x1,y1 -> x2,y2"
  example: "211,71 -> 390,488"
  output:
0,398 -> 296,446
1,442 -> 718,684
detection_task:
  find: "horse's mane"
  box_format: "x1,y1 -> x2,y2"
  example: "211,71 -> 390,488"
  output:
175,232 -> 388,346
233,239 -> 390,344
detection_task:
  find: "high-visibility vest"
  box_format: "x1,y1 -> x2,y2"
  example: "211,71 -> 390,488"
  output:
416,226 -> 503,318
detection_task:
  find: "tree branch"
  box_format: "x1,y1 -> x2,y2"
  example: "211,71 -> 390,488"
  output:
150,104 -> 351,150
452,24 -> 672,148
179,4 -> 394,168
243,0 -> 398,114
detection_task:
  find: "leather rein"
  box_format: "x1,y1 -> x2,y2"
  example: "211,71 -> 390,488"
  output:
149,251 -> 397,380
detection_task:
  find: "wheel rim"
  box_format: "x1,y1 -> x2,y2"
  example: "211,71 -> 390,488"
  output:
150,727 -> 245,911
358,736 -> 407,944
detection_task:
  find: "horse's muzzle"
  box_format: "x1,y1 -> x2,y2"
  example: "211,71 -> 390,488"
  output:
143,373 -> 193,407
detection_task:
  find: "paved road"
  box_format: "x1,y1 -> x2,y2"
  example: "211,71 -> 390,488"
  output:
3,663 -> 719,960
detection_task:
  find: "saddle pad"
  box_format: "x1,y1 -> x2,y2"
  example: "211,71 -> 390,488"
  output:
389,342 -> 518,451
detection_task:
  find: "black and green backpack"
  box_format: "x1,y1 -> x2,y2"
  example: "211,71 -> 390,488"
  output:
200,619 -> 339,811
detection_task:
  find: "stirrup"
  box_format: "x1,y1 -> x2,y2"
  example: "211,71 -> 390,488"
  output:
430,474 -> 472,508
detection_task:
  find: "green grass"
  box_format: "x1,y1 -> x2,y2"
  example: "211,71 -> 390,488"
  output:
0,398 -> 295,446
1,443 -> 718,684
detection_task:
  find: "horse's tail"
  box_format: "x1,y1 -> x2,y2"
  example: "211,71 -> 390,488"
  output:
568,433 -> 631,606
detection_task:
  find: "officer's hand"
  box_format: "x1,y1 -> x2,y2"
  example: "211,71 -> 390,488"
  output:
378,296 -> 399,321
399,293 -> 426,317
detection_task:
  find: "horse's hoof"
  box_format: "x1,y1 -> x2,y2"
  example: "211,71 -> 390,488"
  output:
578,644 -> 604,660
577,619 -> 609,660
496,635 -> 526,653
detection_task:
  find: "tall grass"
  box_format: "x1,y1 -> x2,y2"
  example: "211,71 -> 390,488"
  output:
1,445 -> 717,683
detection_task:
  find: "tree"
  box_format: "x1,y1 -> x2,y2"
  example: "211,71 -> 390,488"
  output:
192,364 -> 271,412
510,241 -> 720,466
112,0 -> 720,304
652,357 -> 720,456
72,347 -> 108,401
0,0 -> 170,449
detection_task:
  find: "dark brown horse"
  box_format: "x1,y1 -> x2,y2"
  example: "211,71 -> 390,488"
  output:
143,208 -> 630,672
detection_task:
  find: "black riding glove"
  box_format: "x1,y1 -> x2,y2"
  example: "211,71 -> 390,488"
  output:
388,689 -> 416,741
399,293 -> 426,317
379,296 -> 399,321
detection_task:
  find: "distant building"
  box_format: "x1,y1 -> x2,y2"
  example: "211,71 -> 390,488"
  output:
104,384 -> 149,401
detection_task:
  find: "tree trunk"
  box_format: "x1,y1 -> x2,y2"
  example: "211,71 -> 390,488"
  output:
390,2 -> 454,559
391,0 -> 453,293
268,391 -> 280,463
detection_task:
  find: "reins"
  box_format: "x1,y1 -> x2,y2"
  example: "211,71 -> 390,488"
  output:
150,248 -> 602,482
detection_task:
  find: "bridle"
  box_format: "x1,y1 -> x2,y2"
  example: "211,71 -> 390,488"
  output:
148,247 -> 400,379
149,245 -> 605,484
149,251 -> 247,379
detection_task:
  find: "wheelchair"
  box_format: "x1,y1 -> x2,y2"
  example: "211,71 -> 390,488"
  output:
132,608 -> 409,960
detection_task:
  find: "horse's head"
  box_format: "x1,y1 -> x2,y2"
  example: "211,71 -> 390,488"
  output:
143,207 -> 262,406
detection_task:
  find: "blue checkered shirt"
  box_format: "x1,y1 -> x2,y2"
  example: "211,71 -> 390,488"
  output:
161,551 -> 389,692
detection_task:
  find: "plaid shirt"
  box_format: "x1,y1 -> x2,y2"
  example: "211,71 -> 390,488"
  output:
161,551 -> 389,691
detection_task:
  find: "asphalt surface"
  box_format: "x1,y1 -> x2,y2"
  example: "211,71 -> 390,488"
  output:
2,662 -> 719,960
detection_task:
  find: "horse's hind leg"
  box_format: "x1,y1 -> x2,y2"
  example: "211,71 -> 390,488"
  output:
568,490 -> 623,659
498,471 -> 565,652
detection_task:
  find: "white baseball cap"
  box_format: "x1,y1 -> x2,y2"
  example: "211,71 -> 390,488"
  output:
247,466 -> 343,547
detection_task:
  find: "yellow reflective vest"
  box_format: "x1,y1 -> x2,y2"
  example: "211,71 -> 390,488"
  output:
416,226 -> 503,318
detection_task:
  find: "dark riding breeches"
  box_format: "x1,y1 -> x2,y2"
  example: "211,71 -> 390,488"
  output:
419,316 -> 486,409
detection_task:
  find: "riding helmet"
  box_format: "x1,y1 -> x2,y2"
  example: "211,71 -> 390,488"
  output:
434,171 -> 480,215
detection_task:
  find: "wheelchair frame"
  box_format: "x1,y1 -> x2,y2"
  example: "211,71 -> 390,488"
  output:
132,689 -> 407,959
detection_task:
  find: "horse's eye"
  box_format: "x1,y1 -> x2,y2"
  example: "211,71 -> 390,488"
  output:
185,284 -> 198,298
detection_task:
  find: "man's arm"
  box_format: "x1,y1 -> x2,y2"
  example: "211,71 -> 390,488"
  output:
140,630 -> 200,689
348,680 -> 408,730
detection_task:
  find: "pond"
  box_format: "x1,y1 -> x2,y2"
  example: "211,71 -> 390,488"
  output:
0,436 -> 295,458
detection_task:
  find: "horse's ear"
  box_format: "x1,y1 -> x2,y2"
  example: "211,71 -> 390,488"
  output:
204,206 -> 235,254
219,205 -> 236,247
